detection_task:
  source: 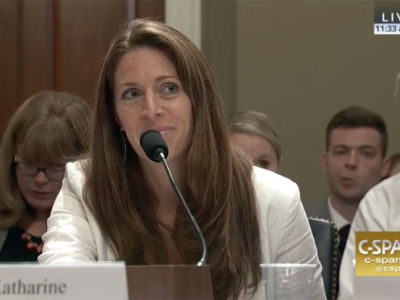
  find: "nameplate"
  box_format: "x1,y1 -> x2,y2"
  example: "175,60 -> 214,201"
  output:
0,262 -> 128,299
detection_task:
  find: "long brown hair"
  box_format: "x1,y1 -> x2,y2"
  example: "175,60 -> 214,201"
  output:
0,91 -> 92,229
85,19 -> 261,299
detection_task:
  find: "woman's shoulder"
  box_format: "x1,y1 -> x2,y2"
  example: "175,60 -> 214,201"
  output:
65,159 -> 87,178
251,166 -> 302,218
66,159 -> 87,173
357,173 -> 400,222
252,166 -> 300,201
368,173 -> 400,199
63,159 -> 88,192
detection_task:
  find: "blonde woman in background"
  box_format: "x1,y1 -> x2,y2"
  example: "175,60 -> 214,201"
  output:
0,91 -> 91,261
229,111 -> 281,172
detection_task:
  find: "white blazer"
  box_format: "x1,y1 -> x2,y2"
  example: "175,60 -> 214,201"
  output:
39,161 -> 326,299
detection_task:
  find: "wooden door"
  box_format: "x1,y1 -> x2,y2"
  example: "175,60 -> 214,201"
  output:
0,0 -> 164,134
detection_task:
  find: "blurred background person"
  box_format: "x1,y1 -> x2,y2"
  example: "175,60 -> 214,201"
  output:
229,110 -> 281,173
388,152 -> 400,177
0,91 -> 91,262
309,105 -> 390,292
39,20 -> 325,299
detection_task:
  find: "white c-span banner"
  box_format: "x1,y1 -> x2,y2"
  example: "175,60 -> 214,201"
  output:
0,262 -> 128,299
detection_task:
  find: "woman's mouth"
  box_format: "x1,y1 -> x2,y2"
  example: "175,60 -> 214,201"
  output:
31,191 -> 52,200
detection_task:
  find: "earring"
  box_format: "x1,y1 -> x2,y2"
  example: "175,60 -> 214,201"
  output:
120,131 -> 127,162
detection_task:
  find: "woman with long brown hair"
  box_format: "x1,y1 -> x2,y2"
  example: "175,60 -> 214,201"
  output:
0,91 -> 91,261
39,19 -> 325,299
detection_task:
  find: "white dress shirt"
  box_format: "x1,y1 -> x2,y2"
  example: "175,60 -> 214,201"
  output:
328,198 -> 351,252
328,197 -> 351,232
40,161 -> 326,299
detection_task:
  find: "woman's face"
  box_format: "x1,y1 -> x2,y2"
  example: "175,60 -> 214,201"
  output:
113,47 -> 193,165
230,132 -> 280,172
15,158 -> 64,215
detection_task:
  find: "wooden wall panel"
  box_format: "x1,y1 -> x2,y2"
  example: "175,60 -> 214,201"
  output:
136,0 -> 165,21
21,0 -> 53,100
0,0 -> 165,135
0,1 -> 19,133
54,0 -> 128,105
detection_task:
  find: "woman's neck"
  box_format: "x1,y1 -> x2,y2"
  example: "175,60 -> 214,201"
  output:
139,157 -> 188,264
140,157 -> 186,228
22,211 -> 49,237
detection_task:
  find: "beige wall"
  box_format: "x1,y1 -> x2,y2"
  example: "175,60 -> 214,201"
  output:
202,0 -> 236,113
203,0 -> 400,209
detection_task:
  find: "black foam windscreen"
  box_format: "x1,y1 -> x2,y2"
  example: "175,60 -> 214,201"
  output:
140,130 -> 169,162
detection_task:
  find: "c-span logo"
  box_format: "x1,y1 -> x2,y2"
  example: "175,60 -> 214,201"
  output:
356,232 -> 400,276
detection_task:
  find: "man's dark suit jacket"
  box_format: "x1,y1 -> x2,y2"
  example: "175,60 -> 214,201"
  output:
308,199 -> 332,221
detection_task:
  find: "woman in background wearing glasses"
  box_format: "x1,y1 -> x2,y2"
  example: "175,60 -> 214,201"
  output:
0,91 -> 91,261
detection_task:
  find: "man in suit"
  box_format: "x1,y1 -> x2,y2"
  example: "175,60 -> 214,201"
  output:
309,106 -> 390,289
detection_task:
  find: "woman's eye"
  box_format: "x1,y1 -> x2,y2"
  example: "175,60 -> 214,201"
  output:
255,159 -> 270,170
121,88 -> 142,100
161,82 -> 179,96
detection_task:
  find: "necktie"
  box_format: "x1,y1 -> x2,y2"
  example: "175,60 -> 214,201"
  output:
338,224 -> 351,264
336,224 -> 351,296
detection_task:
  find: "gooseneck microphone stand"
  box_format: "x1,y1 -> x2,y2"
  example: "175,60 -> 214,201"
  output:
140,130 -> 207,266
157,152 -> 207,266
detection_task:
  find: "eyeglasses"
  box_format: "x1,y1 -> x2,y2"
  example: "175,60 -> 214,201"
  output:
14,156 -> 66,181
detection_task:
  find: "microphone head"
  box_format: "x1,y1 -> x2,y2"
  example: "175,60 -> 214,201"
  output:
140,130 -> 169,162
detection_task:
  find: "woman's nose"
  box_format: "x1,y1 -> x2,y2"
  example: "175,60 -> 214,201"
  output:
141,92 -> 162,120
33,170 -> 50,184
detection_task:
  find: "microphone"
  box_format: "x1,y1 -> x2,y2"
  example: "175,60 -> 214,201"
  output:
140,130 -> 168,162
140,130 -> 207,266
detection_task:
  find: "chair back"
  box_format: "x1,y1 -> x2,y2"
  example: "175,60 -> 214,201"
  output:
308,217 -> 338,300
